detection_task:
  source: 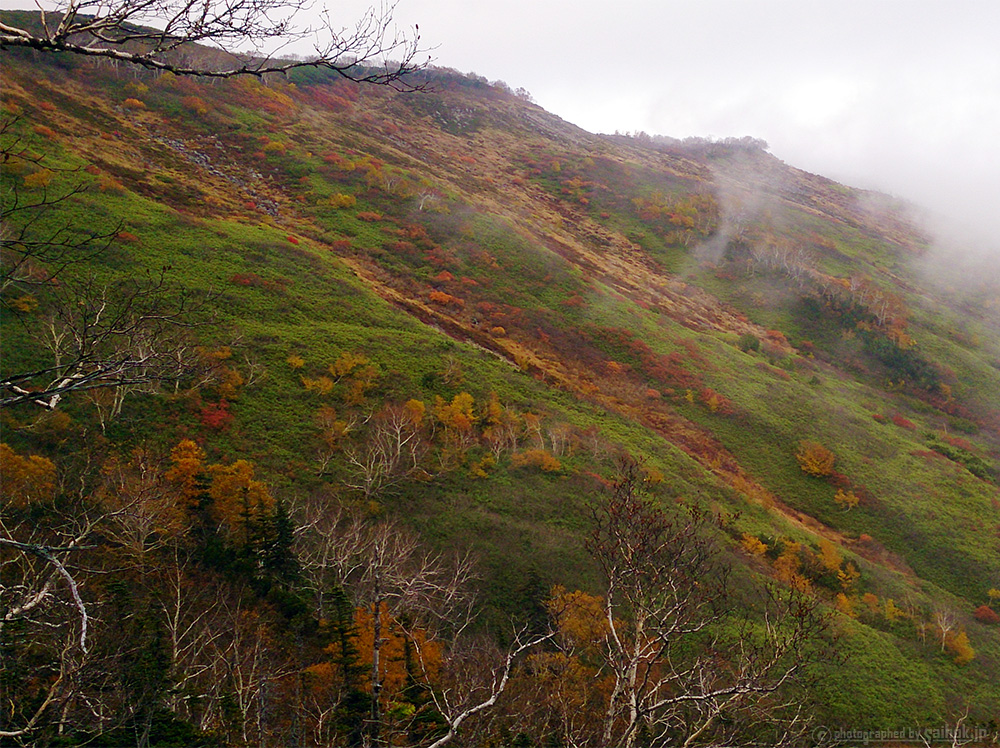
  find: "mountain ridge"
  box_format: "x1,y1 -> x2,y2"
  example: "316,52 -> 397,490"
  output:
2,33 -> 999,741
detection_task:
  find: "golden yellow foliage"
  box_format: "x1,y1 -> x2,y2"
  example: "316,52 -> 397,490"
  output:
9,294 -> 38,312
834,489 -> 859,510
396,400 -> 423,428
835,593 -> 856,618
511,449 -> 562,473
0,443 -> 56,507
208,460 -> 274,542
434,392 -> 476,431
165,439 -> 206,506
773,542 -> 812,593
324,193 -> 356,209
883,598 -> 903,622
740,533 -> 768,556
817,539 -> 843,573
302,375 -> 335,395
795,440 -> 836,477
330,351 -> 369,378
946,630 -> 975,665
286,354 -> 305,369
352,605 -> 443,695
548,585 -> 609,651
216,366 -> 244,400
469,454 -> 495,479
24,169 -> 53,188
837,562 -> 860,591
315,405 -> 350,450
483,392 -> 504,427
342,365 -> 378,406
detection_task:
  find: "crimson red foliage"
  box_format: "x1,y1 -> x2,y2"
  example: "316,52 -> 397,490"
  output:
973,605 -> 1000,624
199,400 -> 234,430
891,413 -> 916,430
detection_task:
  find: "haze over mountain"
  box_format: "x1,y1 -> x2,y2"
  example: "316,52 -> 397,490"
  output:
319,0 -> 1000,258
3,0 -> 997,250
2,9 -> 999,745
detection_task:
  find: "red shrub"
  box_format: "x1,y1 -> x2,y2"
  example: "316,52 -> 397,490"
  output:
765,329 -> 788,346
199,400 -> 234,430
973,605 -> 1000,624
942,434 -> 974,450
891,413 -> 916,430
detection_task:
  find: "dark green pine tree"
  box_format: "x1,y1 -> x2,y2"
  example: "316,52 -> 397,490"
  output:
514,565 -> 550,636
259,500 -> 300,583
324,585 -> 370,746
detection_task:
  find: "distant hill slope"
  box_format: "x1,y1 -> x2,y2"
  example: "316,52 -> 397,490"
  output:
2,29 -> 999,739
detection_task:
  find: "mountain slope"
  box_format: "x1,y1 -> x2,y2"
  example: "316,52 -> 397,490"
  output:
2,35 -> 999,740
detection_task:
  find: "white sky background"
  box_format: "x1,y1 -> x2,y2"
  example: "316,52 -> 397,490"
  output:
366,0 -> 1000,254
3,0 -> 998,253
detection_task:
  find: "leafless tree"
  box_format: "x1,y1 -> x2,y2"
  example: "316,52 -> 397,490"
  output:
351,520 -> 474,745
1,270 -> 210,410
412,627 -> 555,748
0,0 -> 426,85
0,495 -> 96,740
1,122 -> 218,415
483,417 -> 519,460
934,608 -> 958,653
0,129 -> 119,299
294,506 -> 554,746
585,463 -> 831,748
343,402 -> 428,500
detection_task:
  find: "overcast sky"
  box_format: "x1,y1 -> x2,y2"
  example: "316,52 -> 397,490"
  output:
5,0 -> 998,251
369,0 -> 1000,252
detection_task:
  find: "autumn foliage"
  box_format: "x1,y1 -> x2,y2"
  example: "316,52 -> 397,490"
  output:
973,605 -> 1000,624
796,440 -> 836,477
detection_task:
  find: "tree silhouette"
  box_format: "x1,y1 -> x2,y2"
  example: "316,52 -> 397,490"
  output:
0,0 -> 426,86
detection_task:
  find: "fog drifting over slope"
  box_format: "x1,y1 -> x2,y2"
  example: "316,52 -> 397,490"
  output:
4,0 -> 997,262
381,0 -> 1000,260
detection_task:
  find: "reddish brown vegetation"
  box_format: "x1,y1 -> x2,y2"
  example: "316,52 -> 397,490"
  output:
973,605 -> 1000,624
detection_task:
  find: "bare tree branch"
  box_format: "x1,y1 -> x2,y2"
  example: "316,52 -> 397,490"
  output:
1,270 -> 212,410
416,626 -> 555,748
0,1 -> 428,87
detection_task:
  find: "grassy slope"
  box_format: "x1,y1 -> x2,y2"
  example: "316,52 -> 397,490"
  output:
2,44 -> 999,726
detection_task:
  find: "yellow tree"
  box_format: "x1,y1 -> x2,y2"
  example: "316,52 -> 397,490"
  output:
208,460 -> 274,546
795,440 -> 836,477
